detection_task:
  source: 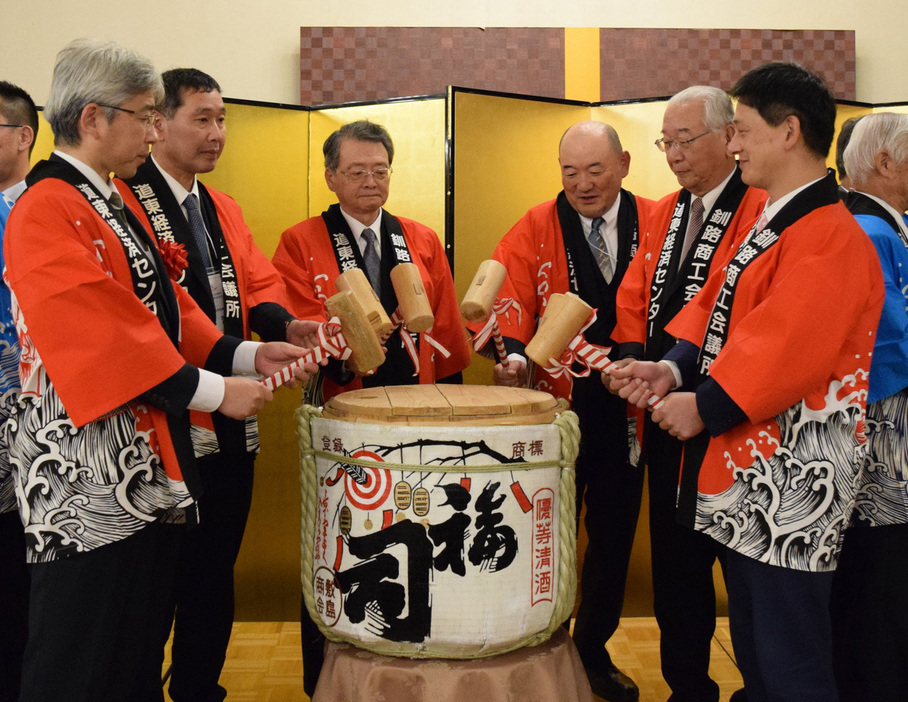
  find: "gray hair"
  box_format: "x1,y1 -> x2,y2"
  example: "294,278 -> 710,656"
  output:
668,86 -> 734,132
844,112 -> 908,187
323,120 -> 394,170
44,38 -> 163,147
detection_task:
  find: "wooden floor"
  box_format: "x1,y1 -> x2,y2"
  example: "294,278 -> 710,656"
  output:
606,618 -> 743,701
162,618 -> 744,702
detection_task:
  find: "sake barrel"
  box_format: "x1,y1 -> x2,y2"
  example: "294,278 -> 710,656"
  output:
297,384 -> 579,659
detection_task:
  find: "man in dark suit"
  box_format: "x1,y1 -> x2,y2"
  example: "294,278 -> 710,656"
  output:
273,121 -> 471,402
121,68 -> 315,702
611,86 -> 765,702
272,119 -> 472,696
613,63 -> 883,702
10,40 -> 308,702
488,121 -> 651,702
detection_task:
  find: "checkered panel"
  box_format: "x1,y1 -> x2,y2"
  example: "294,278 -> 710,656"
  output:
299,28 -> 855,105
300,27 -> 565,105
600,29 -> 855,101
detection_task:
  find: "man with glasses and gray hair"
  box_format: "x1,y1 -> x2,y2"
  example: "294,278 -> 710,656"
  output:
608,86 -> 765,702
274,120 -> 470,402
272,119 -> 471,696
5,39 -> 315,702
831,111 -> 908,702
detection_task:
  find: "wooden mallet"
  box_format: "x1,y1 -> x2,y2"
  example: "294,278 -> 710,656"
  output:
526,292 -> 665,409
461,259 -> 508,323
389,263 -> 434,333
460,259 -> 510,365
335,268 -> 393,337
525,293 -> 594,368
260,288 -> 386,391
325,289 -> 386,374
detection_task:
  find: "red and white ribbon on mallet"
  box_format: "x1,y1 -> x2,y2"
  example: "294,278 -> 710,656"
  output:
260,318 -> 349,391
261,283 -> 389,391
461,260 -> 523,366
375,263 -> 452,376
525,292 -> 665,410
379,308 -> 452,377
382,309 -> 421,375
469,297 -> 523,365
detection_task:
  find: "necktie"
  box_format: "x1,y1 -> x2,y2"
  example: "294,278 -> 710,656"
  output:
108,191 -> 130,231
681,196 -> 704,264
109,190 -> 154,264
184,194 -> 213,269
361,228 -> 381,294
755,210 -> 769,234
587,216 -> 613,283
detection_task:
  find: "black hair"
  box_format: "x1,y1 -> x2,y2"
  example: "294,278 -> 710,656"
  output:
730,62 -> 836,159
0,80 -> 39,154
159,68 -> 221,118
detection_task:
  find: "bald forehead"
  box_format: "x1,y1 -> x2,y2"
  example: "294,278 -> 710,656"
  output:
560,122 -> 621,156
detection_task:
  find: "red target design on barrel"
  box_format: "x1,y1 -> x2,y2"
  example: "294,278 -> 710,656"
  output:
345,450 -> 393,511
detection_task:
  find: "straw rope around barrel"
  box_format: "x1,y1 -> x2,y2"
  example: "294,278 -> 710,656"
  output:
297,402 -> 323,652
297,398 -> 581,659
550,407 -> 580,633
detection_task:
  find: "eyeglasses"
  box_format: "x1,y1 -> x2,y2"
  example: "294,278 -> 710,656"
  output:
0,124 -> 22,128
96,103 -> 157,127
337,167 -> 393,182
654,130 -> 713,153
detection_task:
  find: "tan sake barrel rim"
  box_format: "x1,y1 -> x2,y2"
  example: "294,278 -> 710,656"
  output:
321,384 -> 559,425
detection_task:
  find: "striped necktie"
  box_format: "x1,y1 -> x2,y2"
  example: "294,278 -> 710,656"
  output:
680,196 -> 704,264
184,193 -> 214,269
587,216 -> 613,283
755,210 -> 769,234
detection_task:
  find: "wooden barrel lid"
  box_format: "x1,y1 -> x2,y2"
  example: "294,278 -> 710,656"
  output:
321,384 -> 559,426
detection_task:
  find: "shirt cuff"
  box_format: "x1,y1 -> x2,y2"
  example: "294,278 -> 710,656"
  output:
189,369 -> 226,412
662,340 -> 700,389
507,352 -> 527,366
233,341 -> 261,376
659,360 -> 682,390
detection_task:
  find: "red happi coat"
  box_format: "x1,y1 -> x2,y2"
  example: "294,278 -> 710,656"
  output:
613,183 -> 767,354
120,166 -> 292,455
273,212 -> 471,400
668,191 -> 884,572
6,165 -> 224,562
120,179 -> 291,340
490,194 -> 653,402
